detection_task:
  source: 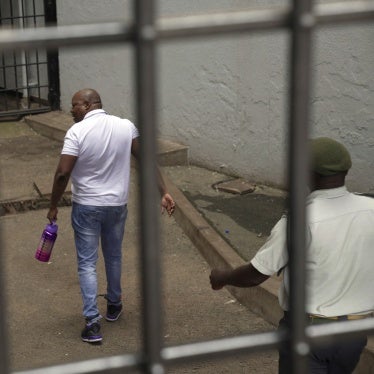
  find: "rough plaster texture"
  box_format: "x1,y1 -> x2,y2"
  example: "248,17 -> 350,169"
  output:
57,1 -> 374,192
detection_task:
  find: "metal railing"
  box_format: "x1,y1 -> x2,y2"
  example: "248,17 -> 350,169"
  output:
0,1 -> 373,373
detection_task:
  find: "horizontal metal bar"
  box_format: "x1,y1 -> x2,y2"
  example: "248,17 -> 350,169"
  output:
0,14 -> 45,21
10,320 -> 374,374
162,330 -> 286,363
159,1 -> 374,39
0,2 -> 373,51
0,85 -> 49,92
0,61 -> 48,69
316,1 -> 374,25
13,353 -> 143,374
12,331 -> 285,374
0,22 -> 135,51
307,318 -> 374,347
0,107 -> 50,117
157,6 -> 290,39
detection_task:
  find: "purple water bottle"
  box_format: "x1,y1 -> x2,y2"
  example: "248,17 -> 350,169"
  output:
35,222 -> 58,262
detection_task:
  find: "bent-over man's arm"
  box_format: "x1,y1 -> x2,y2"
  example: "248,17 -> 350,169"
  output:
210,263 -> 270,290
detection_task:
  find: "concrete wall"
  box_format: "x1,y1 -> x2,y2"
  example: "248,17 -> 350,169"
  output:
57,1 -> 374,192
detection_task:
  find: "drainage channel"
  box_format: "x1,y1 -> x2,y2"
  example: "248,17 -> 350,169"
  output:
0,193 -> 72,217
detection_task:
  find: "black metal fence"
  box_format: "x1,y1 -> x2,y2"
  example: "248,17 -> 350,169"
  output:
0,1 -> 373,373
0,0 -> 58,119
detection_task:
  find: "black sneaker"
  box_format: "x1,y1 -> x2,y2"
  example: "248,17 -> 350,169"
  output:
105,303 -> 123,322
81,322 -> 102,343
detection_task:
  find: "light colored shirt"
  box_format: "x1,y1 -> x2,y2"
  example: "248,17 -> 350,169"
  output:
251,186 -> 374,316
62,109 -> 139,206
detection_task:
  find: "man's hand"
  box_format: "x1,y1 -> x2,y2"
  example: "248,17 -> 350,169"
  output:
210,269 -> 229,290
47,207 -> 58,223
161,193 -> 175,216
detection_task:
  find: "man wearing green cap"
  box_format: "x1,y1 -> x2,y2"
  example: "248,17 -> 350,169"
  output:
209,137 -> 374,373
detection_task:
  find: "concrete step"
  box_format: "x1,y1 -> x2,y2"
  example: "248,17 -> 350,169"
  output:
24,111 -> 189,166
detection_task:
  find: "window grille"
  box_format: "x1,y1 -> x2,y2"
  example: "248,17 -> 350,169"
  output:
0,1 -> 373,373
0,0 -> 59,119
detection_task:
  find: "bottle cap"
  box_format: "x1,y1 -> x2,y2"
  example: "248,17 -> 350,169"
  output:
46,221 -> 58,233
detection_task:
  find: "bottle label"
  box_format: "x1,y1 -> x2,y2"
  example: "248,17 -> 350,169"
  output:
35,232 -> 56,262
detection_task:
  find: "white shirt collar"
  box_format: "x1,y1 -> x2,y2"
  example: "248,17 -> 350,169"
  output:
308,186 -> 348,201
84,109 -> 107,119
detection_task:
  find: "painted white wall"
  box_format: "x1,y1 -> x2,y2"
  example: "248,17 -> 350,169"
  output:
57,1 -> 374,192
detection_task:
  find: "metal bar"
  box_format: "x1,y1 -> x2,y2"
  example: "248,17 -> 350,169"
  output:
0,0 -> 11,356
307,318 -> 374,347
287,0 -> 314,372
44,0 -> 60,110
13,330 -> 286,374
14,353 -> 142,374
158,1 -> 374,39
157,6 -> 290,39
0,228 -> 10,374
135,0 -> 165,373
0,105 -> 49,117
9,317 -> 374,374
315,0 -> 374,25
0,83 -> 48,92
0,2 -> 373,51
0,22 -> 135,51
0,15 -> 45,22
162,330 -> 286,363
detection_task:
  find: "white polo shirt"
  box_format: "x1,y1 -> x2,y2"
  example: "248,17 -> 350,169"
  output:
251,186 -> 374,316
62,109 -> 139,206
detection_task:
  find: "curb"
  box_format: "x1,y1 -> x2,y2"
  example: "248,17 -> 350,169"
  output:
162,172 -> 283,326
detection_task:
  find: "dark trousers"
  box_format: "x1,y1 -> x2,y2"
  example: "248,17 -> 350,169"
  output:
278,314 -> 367,374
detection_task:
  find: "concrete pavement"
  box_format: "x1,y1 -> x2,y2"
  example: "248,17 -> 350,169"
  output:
0,116 -> 278,373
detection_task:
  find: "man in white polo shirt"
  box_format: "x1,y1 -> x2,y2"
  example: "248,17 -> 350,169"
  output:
210,137 -> 374,373
47,88 -> 175,343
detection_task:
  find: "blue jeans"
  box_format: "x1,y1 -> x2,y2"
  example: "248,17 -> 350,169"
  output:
71,203 -> 128,320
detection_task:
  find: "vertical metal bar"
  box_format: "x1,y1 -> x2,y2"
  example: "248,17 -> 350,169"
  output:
0,56 -> 4,86
18,0 -> 29,105
287,0 -> 314,373
10,0 -> 18,106
0,242 -> 9,374
134,0 -> 165,373
44,0 -> 60,110
0,2 -> 7,111
1,55 -> 8,111
0,6 -> 11,362
32,0 -> 42,107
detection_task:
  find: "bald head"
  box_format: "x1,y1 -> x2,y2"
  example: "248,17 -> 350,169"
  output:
71,88 -> 102,123
77,89 -> 102,107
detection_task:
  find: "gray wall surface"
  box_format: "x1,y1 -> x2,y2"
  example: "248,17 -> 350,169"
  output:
57,1 -> 374,192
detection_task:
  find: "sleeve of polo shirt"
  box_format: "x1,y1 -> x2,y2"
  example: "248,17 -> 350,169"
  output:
61,128 -> 79,156
251,215 -> 288,276
130,121 -> 140,139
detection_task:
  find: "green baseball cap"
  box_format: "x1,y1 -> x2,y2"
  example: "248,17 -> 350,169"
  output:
310,137 -> 352,176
